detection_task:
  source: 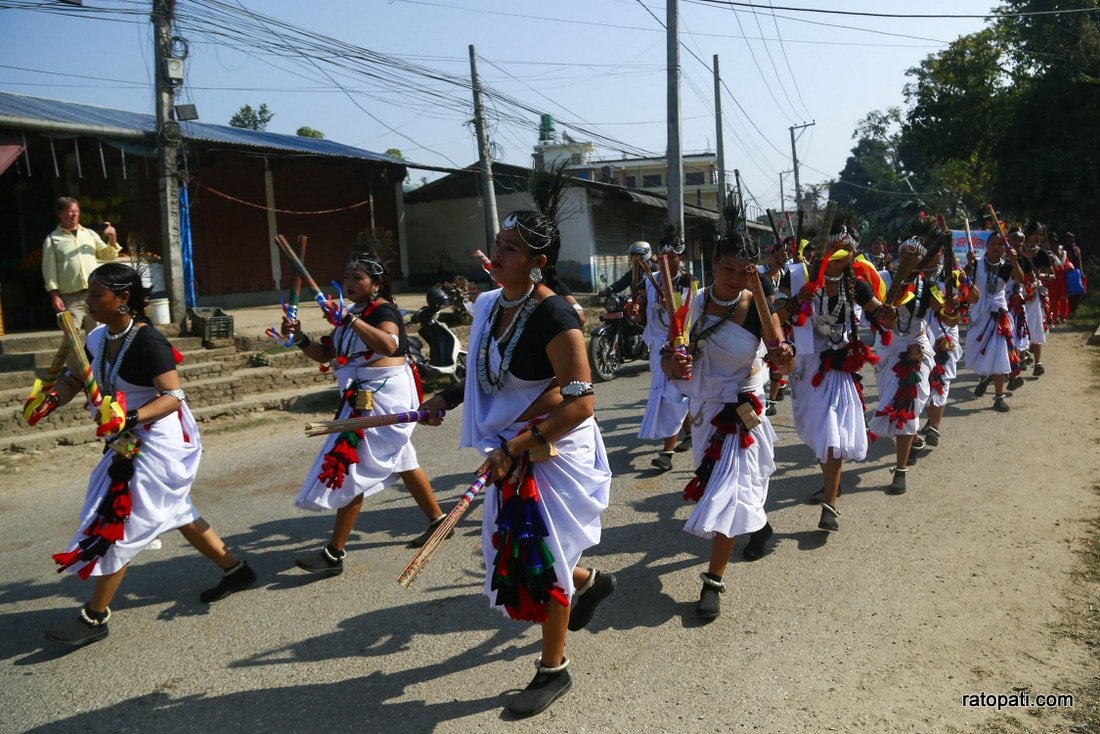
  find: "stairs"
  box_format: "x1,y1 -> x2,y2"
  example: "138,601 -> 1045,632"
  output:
0,328 -> 336,451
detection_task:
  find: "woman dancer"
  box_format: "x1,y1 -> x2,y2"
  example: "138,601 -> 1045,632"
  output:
776,227 -> 885,532
866,243 -> 933,495
640,235 -> 692,472
918,253 -> 965,450
41,263 -> 255,647
420,210 -> 613,718
662,231 -> 793,619
964,234 -> 1027,412
285,253 -> 445,576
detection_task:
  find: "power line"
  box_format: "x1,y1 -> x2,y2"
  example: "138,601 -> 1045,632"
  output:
689,0 -> 1100,19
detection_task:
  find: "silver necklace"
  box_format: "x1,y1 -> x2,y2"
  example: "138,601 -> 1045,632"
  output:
105,319 -> 134,342
97,325 -> 140,397
477,293 -> 539,394
498,283 -> 534,309
710,287 -> 740,308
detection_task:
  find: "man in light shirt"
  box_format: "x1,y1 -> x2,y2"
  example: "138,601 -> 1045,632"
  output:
42,196 -> 121,332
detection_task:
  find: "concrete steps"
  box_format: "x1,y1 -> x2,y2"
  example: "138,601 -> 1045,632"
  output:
0,329 -> 337,451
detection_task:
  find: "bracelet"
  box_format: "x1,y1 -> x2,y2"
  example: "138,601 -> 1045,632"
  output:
782,340 -> 797,357
158,388 -> 186,402
560,380 -> 594,398
295,333 -> 312,349
496,435 -> 517,463
530,425 -> 548,446
659,343 -> 675,355
124,409 -> 140,432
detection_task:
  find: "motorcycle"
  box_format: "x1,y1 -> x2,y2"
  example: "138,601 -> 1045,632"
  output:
406,287 -> 467,384
587,275 -> 648,382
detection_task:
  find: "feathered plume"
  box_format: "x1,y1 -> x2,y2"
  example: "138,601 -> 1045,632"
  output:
527,157 -> 573,222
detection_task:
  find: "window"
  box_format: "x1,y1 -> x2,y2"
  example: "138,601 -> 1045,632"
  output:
624,175 -> 636,188
685,171 -> 705,186
642,174 -> 662,188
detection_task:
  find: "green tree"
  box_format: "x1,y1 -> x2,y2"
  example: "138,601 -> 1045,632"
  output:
229,103 -> 274,131
296,126 -> 325,138
384,148 -> 404,160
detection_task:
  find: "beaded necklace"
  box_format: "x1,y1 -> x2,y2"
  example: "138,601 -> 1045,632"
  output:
476,293 -> 539,394
97,325 -> 141,397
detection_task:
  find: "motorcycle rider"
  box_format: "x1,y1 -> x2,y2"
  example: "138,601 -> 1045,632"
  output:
599,241 -> 657,304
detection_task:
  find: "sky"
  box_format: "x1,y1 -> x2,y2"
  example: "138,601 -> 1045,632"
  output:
0,0 -> 997,214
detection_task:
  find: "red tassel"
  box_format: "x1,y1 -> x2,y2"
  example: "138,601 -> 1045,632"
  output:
811,371 -> 825,388
336,355 -> 348,366
52,549 -> 83,570
172,346 -> 184,364
519,472 -> 540,502
97,521 -> 125,543
880,330 -> 893,347
548,586 -> 570,608
739,431 -> 755,449
683,476 -> 704,502
77,559 -> 99,580
867,430 -> 878,443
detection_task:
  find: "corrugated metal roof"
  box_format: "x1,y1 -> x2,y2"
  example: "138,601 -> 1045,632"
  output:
0,91 -> 404,164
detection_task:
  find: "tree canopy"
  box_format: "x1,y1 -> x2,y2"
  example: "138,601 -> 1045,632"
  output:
228,103 -> 274,131
831,0 -> 1100,244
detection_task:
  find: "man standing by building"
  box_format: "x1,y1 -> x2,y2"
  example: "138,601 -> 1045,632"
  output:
42,196 -> 122,331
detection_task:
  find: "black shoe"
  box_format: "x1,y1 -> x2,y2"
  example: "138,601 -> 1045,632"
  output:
907,437 -> 925,466
408,515 -> 453,548
807,486 -> 840,505
507,660 -> 572,718
651,452 -> 673,472
922,425 -> 940,447
1033,363 -> 1045,377
776,385 -> 786,401
674,435 -> 693,453
818,503 -> 839,532
974,376 -> 992,397
568,570 -> 616,631
200,561 -> 258,603
993,395 -> 1010,413
1007,375 -> 1025,391
295,546 -> 345,576
887,468 -> 907,495
696,573 -> 724,620
765,400 -> 778,417
45,606 -> 110,647
742,522 -> 774,562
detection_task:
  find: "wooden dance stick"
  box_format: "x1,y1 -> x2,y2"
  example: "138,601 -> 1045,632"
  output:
274,234 -> 325,300
304,409 -> 438,437
397,470 -> 491,588
58,310 -> 101,407
747,267 -> 783,350
656,254 -> 679,324
805,200 -> 839,286
765,209 -> 783,247
962,210 -> 976,256
290,235 -> 308,310
22,337 -> 72,423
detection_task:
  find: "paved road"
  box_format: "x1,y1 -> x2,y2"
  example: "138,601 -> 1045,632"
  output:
1,328 -> 1096,733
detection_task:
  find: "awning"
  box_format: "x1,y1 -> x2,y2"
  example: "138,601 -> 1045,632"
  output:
606,188 -> 719,222
0,138 -> 25,177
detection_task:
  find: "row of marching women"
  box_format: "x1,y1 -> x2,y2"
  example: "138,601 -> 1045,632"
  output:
25,192 -> 1065,720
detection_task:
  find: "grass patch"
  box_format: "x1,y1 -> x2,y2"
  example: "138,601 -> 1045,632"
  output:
1067,293 -> 1100,331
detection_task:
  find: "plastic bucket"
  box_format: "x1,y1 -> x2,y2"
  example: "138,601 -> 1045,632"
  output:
149,297 -> 171,325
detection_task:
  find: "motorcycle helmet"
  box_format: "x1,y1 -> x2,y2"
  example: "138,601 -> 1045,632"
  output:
628,241 -> 652,261
425,286 -> 450,308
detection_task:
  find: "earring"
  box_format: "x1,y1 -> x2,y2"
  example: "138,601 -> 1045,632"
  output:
118,303 -> 130,315
529,267 -> 543,284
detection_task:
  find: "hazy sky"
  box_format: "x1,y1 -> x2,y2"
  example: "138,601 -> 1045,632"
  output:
0,0 -> 995,211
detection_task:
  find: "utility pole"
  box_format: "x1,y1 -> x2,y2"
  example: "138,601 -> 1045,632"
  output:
712,54 -> 726,237
469,45 -> 499,249
779,168 -> 793,214
152,0 -> 185,326
789,121 -> 814,213
666,0 -> 685,255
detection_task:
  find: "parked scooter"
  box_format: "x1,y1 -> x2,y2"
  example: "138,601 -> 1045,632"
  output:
587,274 -> 648,382
406,287 -> 467,384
